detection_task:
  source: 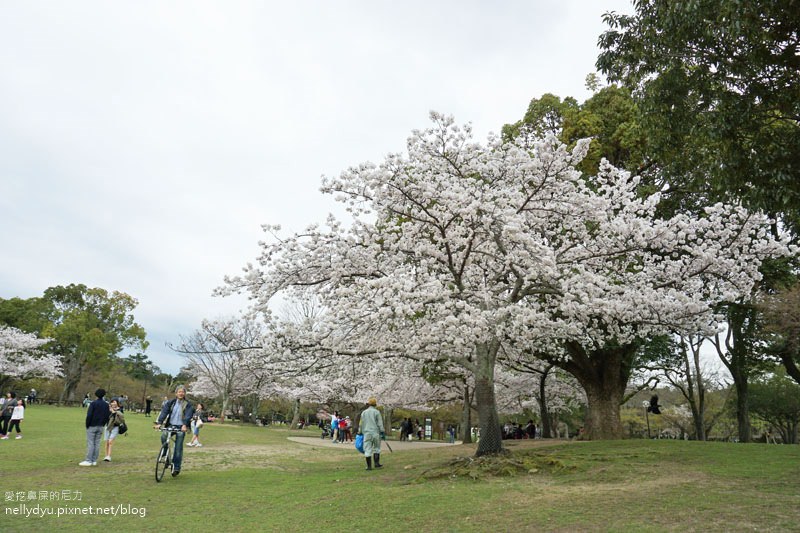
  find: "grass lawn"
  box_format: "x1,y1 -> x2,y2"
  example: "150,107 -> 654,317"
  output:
1,405 -> 798,532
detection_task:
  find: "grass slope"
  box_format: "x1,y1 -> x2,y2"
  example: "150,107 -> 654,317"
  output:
1,406 -> 798,532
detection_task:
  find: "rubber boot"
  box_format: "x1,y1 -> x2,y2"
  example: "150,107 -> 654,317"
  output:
365,456 -> 372,470
373,453 -> 382,468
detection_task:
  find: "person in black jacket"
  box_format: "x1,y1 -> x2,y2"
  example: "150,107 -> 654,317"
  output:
80,389 -> 110,466
155,385 -> 195,477
0,392 -> 16,439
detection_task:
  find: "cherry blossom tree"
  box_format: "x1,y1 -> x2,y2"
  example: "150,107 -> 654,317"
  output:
0,325 -> 61,388
222,113 -> 790,452
173,318 -> 270,422
495,359 -> 584,438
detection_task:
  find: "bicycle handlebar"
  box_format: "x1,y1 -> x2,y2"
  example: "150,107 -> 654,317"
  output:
154,425 -> 185,432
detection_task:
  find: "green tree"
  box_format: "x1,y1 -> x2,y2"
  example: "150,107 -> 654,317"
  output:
503,87 -> 647,177
39,284 -> 148,402
0,296 -> 51,334
561,85 -> 647,176
502,93 -> 579,142
749,367 -> 800,444
597,0 -> 800,227
124,352 -> 160,407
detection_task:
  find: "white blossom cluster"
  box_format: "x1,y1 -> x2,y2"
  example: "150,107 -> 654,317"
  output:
223,114 -> 790,377
215,116 -> 796,439
0,325 -> 61,380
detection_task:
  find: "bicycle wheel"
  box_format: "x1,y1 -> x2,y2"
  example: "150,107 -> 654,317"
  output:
155,443 -> 169,482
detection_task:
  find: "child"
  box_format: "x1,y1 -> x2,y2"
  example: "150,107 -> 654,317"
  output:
9,399 -> 24,439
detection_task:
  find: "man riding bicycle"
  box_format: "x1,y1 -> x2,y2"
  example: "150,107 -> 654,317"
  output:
154,385 -> 195,477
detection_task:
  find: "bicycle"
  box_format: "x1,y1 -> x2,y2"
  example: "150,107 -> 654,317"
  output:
154,425 -> 183,482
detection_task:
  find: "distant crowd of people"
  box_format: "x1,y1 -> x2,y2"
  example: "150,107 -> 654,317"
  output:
503,420 -> 538,440
323,411 -> 354,443
399,417 -> 424,441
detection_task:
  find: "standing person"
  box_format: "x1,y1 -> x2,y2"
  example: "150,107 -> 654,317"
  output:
8,399 -> 24,439
358,398 -> 384,471
344,416 -> 353,442
82,393 -> 91,408
331,411 -> 339,443
525,420 -> 536,439
1,392 -> 17,439
404,418 -> 413,441
80,389 -> 110,466
188,403 -> 204,447
103,399 -> 125,462
145,396 -> 153,417
155,385 -> 195,477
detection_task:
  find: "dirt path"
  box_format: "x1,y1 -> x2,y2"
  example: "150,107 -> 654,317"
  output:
288,436 -> 462,451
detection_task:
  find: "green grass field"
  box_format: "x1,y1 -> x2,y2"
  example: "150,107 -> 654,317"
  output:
1,405 -> 798,532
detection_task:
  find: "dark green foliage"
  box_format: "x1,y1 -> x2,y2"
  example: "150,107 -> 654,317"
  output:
749,367 -> 800,443
597,0 -> 800,227
503,87 -> 647,177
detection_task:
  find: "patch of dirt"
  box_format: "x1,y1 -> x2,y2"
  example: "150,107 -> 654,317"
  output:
417,451 -> 577,481
182,443 -> 316,472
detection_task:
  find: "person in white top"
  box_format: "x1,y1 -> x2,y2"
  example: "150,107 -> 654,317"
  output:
7,400 -> 24,439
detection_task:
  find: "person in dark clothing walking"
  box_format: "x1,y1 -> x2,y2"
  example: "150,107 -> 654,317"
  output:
80,389 -> 110,466
145,395 -> 153,417
0,392 -> 16,438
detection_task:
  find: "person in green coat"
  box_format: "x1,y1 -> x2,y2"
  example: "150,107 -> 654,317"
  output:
358,397 -> 384,470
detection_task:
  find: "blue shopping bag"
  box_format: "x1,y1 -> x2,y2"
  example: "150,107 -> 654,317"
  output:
354,433 -> 364,453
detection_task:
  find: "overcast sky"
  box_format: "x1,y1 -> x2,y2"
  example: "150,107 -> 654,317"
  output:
0,1 -> 634,374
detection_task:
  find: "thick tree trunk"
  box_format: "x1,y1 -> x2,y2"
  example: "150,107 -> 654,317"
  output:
289,398 -> 301,429
681,338 -> 706,441
219,395 -> 229,424
247,395 -> 260,424
460,383 -> 472,444
692,341 -> 707,441
538,365 -> 553,438
60,356 -> 82,404
561,342 -> 637,440
582,383 -> 625,439
383,406 -> 392,435
474,342 -> 504,456
715,303 -> 757,443
733,375 -> 751,443
60,376 -> 80,404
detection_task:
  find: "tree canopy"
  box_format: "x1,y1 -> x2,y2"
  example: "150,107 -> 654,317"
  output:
0,284 -> 148,401
597,0 -> 800,226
